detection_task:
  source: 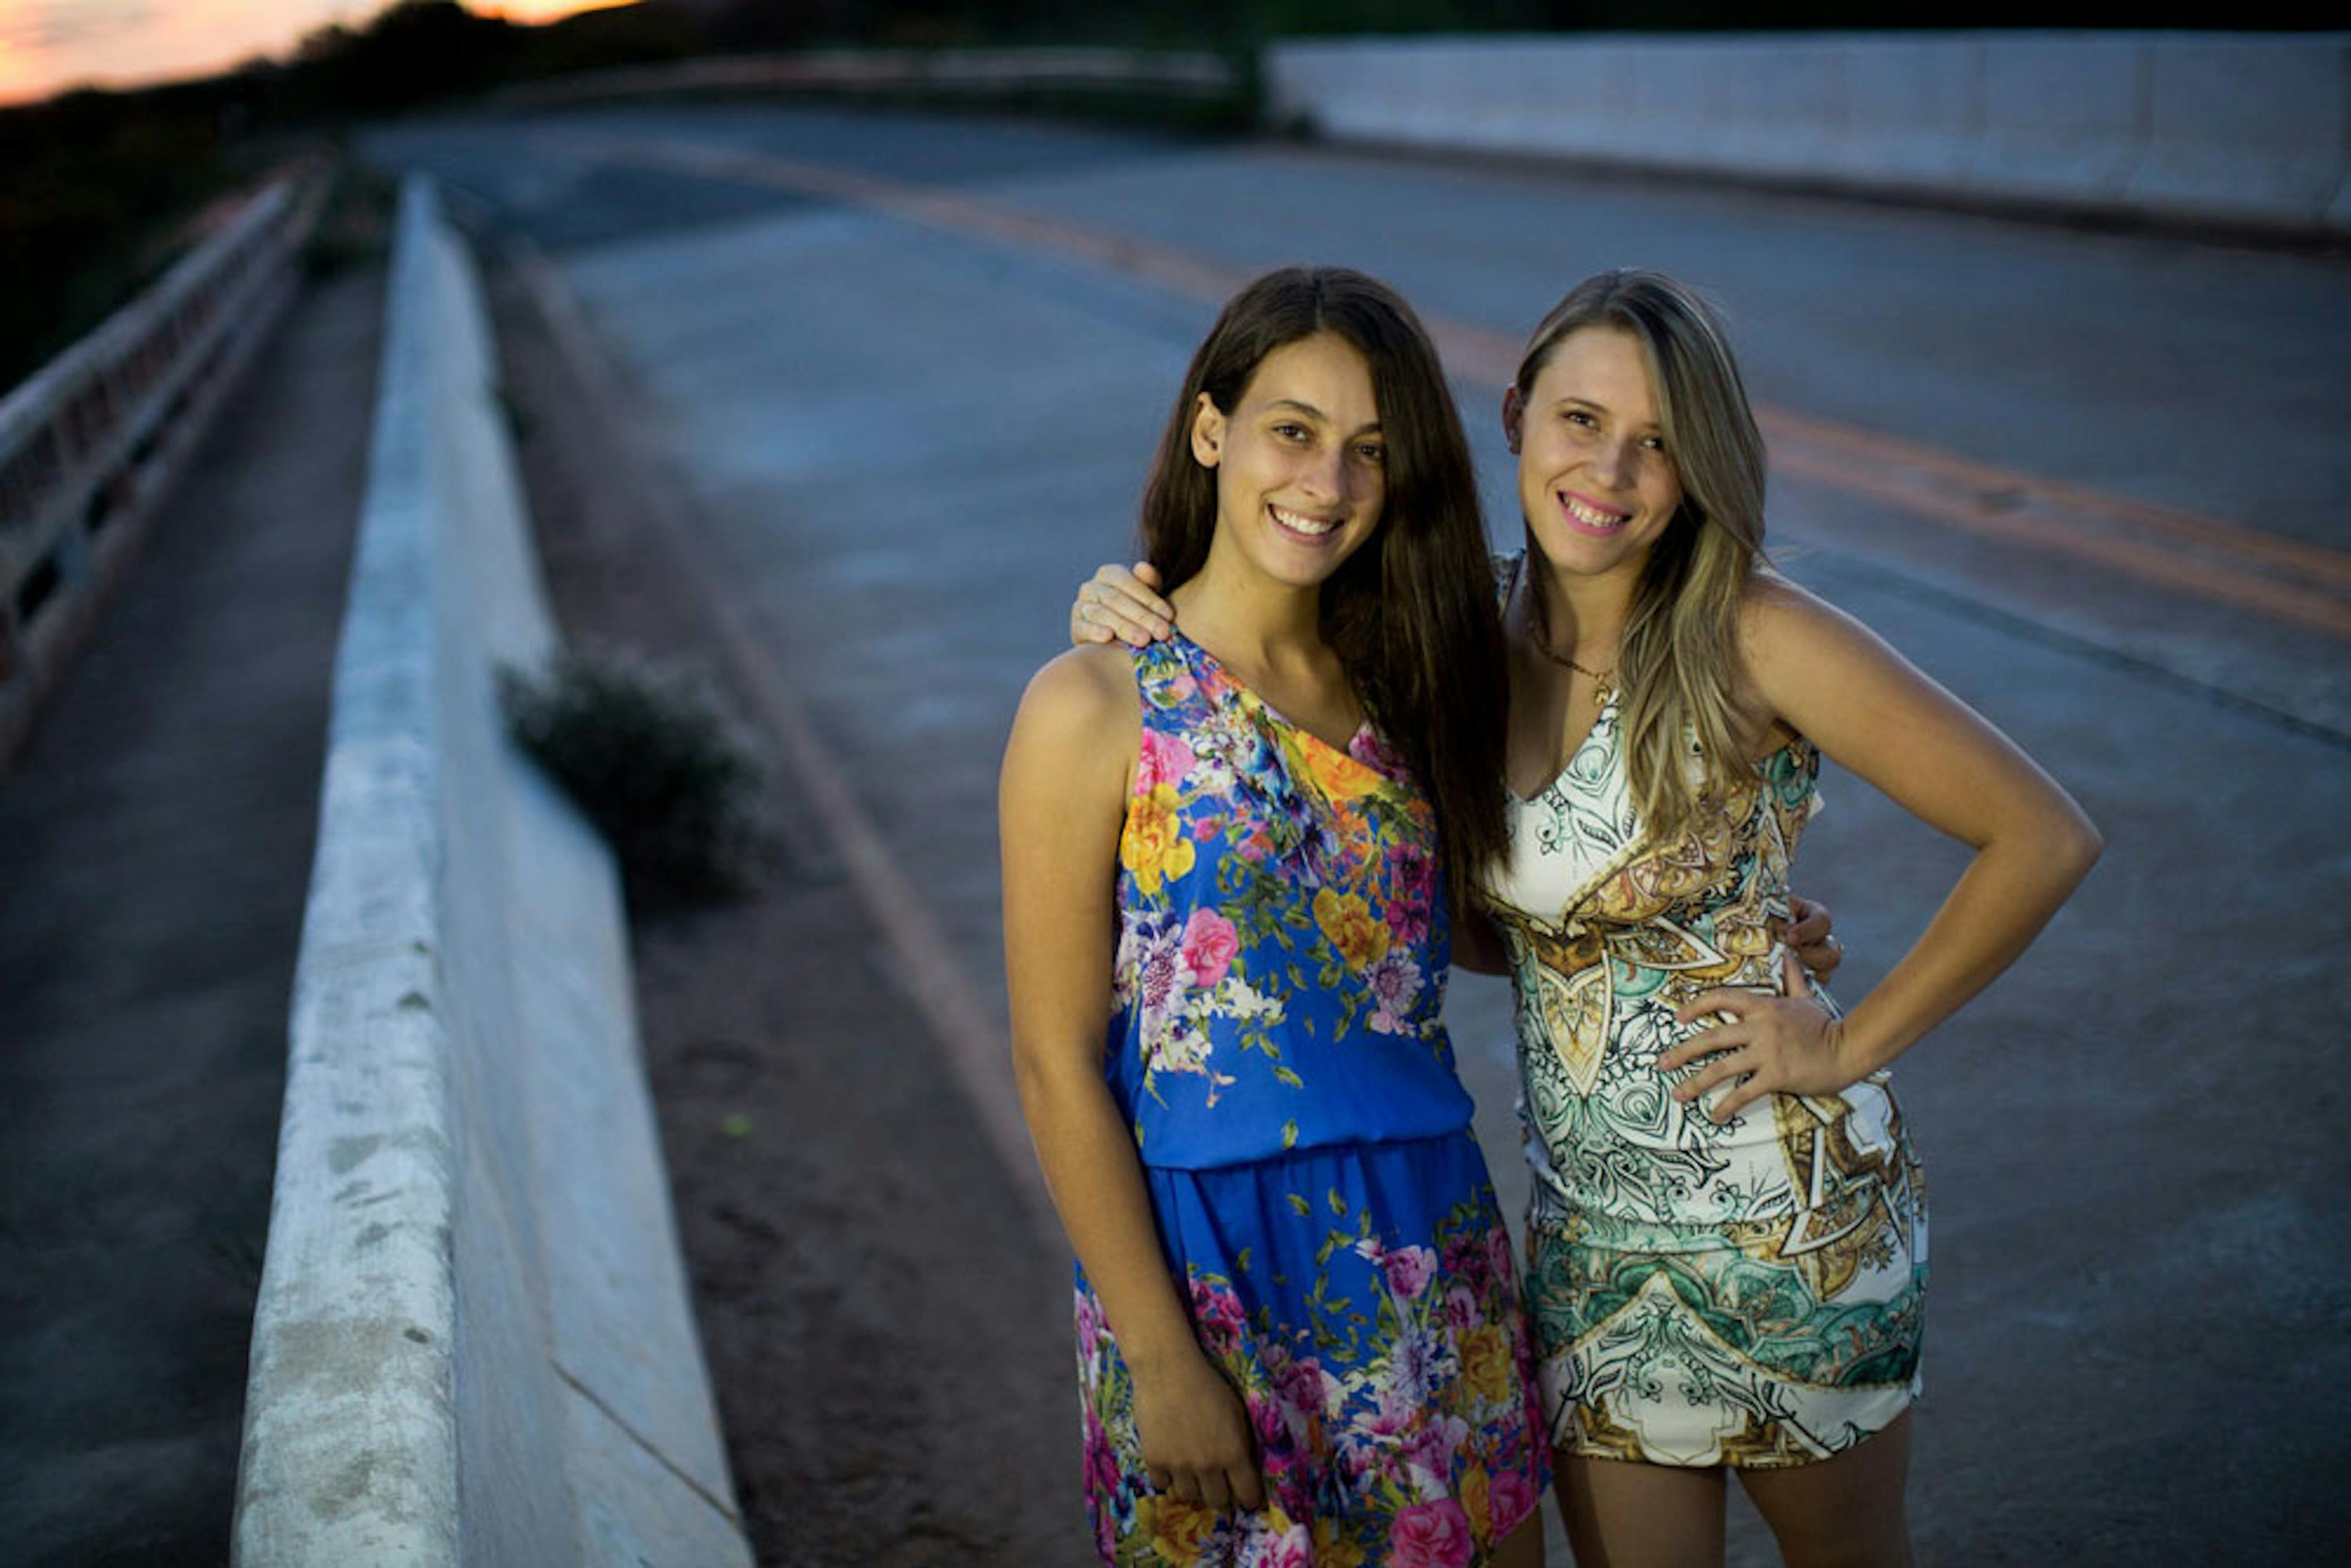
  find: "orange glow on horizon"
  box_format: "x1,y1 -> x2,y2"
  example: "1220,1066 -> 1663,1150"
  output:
473,0 -> 637,20
0,33 -> 44,106
0,0 -> 640,108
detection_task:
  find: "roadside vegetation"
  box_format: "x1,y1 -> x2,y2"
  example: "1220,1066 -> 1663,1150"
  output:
501,648 -> 776,908
0,1 -> 698,392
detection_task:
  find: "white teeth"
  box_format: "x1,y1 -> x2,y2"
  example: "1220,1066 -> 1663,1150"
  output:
1564,496 -> 1628,528
1271,505 -> 1338,536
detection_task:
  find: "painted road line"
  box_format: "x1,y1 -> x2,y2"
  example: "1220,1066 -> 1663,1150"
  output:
504,234 -> 1063,1246
534,131 -> 1249,305
538,127 -> 2351,641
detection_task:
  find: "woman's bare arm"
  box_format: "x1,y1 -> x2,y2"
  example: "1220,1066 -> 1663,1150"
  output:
999,646 -> 1263,1510
1661,581 -> 2100,1120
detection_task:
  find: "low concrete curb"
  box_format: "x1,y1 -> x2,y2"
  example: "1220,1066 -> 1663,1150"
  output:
1266,31 -> 2351,238
230,176 -> 752,1567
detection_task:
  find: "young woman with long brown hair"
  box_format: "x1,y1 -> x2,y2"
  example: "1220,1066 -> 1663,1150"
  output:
1001,266 -> 1550,1566
1070,269 -> 2100,1566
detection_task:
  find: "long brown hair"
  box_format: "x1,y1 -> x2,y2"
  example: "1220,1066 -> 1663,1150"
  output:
1138,266 -> 1509,912
1515,269 -> 1770,839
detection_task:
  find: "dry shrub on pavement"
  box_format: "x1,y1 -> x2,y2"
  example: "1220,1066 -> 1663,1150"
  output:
500,646 -> 773,907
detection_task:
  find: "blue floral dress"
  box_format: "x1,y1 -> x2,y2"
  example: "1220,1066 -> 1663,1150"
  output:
1078,632 -> 1548,1568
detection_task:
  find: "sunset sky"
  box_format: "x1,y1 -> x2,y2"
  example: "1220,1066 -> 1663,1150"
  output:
0,0 -> 628,105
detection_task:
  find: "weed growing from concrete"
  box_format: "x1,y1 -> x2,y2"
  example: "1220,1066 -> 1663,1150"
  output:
500,646 -> 773,907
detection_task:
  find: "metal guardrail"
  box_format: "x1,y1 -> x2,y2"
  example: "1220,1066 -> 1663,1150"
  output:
0,172 -> 326,766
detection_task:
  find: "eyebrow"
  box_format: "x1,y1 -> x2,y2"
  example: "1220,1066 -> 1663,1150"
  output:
1263,397 -> 1382,436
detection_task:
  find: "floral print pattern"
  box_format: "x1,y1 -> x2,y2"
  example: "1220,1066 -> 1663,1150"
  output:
1104,635 -> 1476,1166
1080,1153 -> 1545,1566
1081,634 -> 1548,1563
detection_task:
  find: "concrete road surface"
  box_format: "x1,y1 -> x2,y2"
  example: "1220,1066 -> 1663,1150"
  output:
371,103 -> 2349,1566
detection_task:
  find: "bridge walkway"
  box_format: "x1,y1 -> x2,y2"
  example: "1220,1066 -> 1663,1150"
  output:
0,266 -> 381,1566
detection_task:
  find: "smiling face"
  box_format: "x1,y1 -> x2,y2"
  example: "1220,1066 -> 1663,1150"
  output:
1191,331 -> 1386,592
1505,324 -> 1684,588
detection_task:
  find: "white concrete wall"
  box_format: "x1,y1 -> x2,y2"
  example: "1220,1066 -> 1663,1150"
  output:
1266,31 -> 2351,235
231,177 -> 752,1568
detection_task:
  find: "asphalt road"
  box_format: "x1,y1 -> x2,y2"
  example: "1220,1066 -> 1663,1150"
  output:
369,101 -> 2351,1566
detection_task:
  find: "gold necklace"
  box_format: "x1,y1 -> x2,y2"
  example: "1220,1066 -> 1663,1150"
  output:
1534,640 -> 1614,684
1514,556 -> 1617,689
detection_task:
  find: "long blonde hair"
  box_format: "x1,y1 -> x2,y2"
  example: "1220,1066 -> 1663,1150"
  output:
1515,270 -> 1769,839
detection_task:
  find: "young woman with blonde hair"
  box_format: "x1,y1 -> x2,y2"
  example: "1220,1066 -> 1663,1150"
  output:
1071,269 -> 2100,1566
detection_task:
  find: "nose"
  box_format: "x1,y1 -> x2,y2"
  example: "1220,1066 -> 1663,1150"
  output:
1589,433 -> 1636,490
1300,443 -> 1347,505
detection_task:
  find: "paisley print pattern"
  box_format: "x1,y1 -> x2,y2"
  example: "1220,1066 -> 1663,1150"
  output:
1484,639 -> 1927,1469
1079,632 -> 1549,1563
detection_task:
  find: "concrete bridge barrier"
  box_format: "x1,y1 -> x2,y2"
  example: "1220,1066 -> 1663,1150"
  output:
1266,31 -> 2351,237
2132,34 -> 2351,227
231,176 -> 752,1567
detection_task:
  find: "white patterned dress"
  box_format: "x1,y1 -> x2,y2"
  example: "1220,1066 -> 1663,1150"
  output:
1483,670 -> 1928,1469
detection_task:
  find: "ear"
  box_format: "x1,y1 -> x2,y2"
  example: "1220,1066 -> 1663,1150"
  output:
1501,385 -> 1523,454
1190,393 -> 1224,469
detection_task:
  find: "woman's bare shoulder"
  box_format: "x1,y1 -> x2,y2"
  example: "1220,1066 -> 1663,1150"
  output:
1733,573 -> 1870,749
1737,571 -> 1869,666
1011,643 -> 1142,753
